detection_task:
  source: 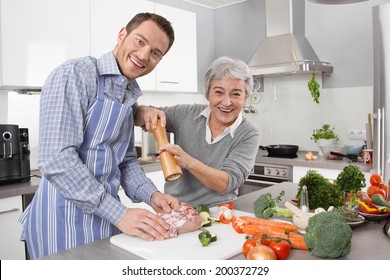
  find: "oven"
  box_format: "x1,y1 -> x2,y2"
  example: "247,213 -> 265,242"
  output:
238,163 -> 293,196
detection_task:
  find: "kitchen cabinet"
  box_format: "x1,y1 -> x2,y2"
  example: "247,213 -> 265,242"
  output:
90,0 -> 197,93
118,170 -> 165,211
0,196 -> 25,259
0,0 -> 90,89
153,3 -> 197,93
293,166 -> 371,190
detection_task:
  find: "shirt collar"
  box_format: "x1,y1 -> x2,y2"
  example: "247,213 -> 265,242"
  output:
97,51 -> 142,102
196,106 -> 243,143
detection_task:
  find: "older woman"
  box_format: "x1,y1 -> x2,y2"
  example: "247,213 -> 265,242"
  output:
136,57 -> 261,207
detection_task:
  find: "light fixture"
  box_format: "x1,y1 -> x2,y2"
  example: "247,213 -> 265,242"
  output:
308,0 -> 368,4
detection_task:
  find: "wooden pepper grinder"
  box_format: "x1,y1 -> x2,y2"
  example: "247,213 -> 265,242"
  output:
151,119 -> 183,181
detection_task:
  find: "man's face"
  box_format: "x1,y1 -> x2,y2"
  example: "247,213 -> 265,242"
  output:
114,20 -> 170,81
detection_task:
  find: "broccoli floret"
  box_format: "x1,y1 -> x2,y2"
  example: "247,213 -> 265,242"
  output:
253,191 -> 293,219
304,211 -> 352,258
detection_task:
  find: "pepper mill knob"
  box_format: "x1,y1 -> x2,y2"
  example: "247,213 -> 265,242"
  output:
151,119 -> 183,181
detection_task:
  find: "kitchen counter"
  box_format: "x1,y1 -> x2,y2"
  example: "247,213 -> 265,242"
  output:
256,149 -> 372,173
40,182 -> 390,260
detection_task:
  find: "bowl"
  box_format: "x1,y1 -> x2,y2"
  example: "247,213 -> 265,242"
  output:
319,145 -> 348,160
347,145 -> 363,156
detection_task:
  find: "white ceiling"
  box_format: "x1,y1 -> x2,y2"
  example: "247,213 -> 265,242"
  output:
179,0 -> 249,9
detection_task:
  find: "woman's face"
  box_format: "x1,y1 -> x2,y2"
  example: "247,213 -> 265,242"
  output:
208,78 -> 248,127
114,20 -> 170,81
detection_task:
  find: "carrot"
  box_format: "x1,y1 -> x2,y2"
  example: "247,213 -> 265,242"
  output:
239,216 -> 297,232
243,224 -> 308,250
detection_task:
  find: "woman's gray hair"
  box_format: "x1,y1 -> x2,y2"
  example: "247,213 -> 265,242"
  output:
203,56 -> 253,99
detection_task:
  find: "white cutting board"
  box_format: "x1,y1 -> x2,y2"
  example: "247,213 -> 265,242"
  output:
110,208 -> 254,260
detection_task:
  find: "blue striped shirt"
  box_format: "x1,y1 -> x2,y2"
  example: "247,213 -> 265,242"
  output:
38,51 -> 158,226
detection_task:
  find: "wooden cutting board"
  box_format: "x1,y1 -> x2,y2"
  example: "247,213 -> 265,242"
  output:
110,208 -> 254,260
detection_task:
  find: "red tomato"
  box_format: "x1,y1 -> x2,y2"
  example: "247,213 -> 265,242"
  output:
260,239 -> 271,246
219,214 -> 231,224
379,184 -> 389,200
247,245 -> 277,260
367,185 -> 386,198
231,216 -> 249,234
218,202 -> 235,210
268,240 -> 291,260
242,239 -> 257,258
370,174 -> 383,187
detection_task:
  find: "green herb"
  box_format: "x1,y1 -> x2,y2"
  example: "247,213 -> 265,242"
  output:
297,170 -> 343,210
310,124 -> 339,143
335,165 -> 366,208
308,71 -> 320,104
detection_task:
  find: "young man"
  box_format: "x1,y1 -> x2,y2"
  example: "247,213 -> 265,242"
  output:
19,13 -> 180,259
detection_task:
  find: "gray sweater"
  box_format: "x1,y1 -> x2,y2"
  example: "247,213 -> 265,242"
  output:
161,104 -> 261,207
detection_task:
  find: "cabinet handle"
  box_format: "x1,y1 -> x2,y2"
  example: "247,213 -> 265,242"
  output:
0,208 -> 20,215
159,81 -> 179,84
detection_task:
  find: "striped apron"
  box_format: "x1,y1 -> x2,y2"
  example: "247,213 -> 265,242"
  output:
20,75 -> 134,259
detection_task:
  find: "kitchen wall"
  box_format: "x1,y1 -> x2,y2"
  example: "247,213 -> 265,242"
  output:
1,0 -> 389,169
212,0 -> 389,152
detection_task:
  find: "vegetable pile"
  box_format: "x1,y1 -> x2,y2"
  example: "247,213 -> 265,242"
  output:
304,211 -> 352,258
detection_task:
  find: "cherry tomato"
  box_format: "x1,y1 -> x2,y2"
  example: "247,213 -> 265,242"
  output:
370,174 -> 383,187
247,245 -> 277,260
218,202 -> 235,210
268,240 -> 291,260
242,239 -> 257,258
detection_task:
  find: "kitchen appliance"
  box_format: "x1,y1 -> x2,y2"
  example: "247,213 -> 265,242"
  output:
372,3 -> 390,183
239,162 -> 293,196
248,0 -> 333,77
260,144 -> 299,158
0,124 -> 31,185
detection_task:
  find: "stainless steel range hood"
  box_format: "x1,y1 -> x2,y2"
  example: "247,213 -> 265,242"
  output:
249,0 -> 333,77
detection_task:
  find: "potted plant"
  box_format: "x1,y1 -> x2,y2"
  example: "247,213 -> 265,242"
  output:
335,165 -> 366,209
311,124 -> 339,155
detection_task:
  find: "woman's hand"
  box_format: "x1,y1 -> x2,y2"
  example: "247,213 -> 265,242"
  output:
159,143 -> 193,169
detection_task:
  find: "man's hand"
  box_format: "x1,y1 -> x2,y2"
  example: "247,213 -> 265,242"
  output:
150,192 -> 181,214
134,105 -> 166,131
116,208 -> 171,241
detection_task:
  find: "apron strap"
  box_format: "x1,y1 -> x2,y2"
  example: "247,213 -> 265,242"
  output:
98,76 -> 105,101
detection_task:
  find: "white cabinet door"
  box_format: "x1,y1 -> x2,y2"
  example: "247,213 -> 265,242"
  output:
0,0 -> 90,88
155,4 -> 198,93
0,196 -> 25,260
118,170 -> 165,211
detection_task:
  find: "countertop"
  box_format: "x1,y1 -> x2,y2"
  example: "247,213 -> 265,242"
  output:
256,149 -> 372,172
40,182 -> 390,260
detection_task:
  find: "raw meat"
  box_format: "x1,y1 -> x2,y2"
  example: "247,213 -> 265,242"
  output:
159,202 -> 203,237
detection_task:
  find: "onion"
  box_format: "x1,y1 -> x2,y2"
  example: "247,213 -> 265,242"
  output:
246,245 -> 277,260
